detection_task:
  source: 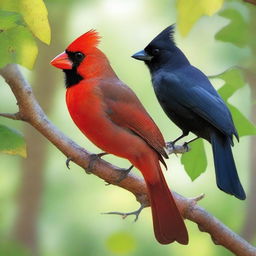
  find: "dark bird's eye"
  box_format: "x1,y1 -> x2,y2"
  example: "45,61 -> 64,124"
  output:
152,48 -> 160,55
74,52 -> 84,61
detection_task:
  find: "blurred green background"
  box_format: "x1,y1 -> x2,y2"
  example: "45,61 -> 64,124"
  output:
0,0 -> 255,255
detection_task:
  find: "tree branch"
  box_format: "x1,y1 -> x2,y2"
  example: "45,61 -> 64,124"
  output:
244,0 -> 256,6
0,64 -> 255,256
0,112 -> 21,120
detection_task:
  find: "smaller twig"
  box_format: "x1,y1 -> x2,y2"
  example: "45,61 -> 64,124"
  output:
191,193 -> 205,202
0,112 -> 21,120
182,193 -> 205,219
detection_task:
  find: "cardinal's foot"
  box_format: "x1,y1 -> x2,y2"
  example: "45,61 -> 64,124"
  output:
86,152 -> 108,174
104,204 -> 145,222
115,165 -> 134,183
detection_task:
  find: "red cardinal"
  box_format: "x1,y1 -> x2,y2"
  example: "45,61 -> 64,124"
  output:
50,30 -> 188,244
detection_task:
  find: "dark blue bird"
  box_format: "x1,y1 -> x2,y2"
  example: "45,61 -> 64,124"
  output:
132,25 -> 246,200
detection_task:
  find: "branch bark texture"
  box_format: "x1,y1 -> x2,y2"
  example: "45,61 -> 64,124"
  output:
244,0 -> 256,6
0,64 -> 255,256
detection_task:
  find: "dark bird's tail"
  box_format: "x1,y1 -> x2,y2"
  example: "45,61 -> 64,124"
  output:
210,133 -> 246,200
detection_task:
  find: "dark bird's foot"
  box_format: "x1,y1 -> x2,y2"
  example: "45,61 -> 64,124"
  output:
166,142 -> 191,154
86,152 -> 108,174
166,131 -> 190,153
103,204 -> 145,222
182,142 -> 190,152
170,131 -> 190,146
183,136 -> 199,148
181,137 -> 199,152
166,141 -> 175,150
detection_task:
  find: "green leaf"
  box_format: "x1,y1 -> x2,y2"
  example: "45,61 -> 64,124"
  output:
211,68 -> 256,137
0,124 -> 26,157
0,11 -> 38,69
177,0 -> 224,36
0,10 -> 21,29
0,0 -> 50,44
228,103 -> 256,137
181,139 -> 207,181
106,231 -> 136,254
212,68 -> 246,100
215,9 -> 249,47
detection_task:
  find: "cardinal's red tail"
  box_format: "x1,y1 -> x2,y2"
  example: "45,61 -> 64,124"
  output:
137,155 -> 188,245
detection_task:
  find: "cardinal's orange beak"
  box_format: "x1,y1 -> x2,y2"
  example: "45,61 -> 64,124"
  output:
50,52 -> 72,69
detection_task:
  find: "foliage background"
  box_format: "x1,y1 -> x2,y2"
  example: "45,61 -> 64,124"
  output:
0,0 -> 255,255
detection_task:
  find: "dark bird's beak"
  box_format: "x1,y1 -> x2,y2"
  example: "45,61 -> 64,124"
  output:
132,50 -> 153,61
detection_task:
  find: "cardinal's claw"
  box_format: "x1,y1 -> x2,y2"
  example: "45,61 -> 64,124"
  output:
66,157 -> 72,169
104,165 -> 134,186
85,152 -> 108,174
116,165 -> 134,183
103,204 -> 145,222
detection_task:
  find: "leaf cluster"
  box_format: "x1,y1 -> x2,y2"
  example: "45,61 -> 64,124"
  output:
0,0 -> 50,157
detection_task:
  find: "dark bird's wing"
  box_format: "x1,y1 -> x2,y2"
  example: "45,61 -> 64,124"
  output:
185,86 -> 236,136
161,71 -> 238,141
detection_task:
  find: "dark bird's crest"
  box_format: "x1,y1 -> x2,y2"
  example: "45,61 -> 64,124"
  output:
149,24 -> 176,49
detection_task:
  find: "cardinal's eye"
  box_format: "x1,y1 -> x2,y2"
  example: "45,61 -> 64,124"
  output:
74,52 -> 84,61
152,48 -> 160,55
